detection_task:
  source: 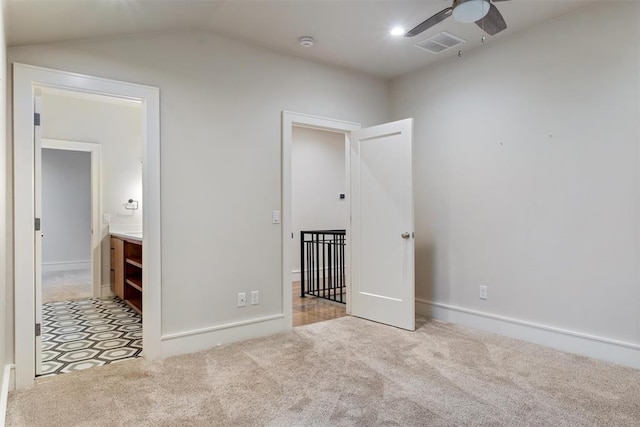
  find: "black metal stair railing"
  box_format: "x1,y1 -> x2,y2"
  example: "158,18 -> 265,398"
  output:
300,229 -> 346,304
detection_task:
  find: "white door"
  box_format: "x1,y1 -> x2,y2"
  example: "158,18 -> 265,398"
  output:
34,93 -> 43,375
350,118 -> 415,331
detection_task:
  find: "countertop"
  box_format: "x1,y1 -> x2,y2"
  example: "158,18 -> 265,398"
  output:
110,231 -> 143,242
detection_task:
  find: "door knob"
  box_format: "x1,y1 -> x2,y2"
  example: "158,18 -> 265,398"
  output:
401,232 -> 410,239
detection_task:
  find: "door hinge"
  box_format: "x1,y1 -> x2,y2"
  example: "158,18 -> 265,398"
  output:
35,323 -> 41,337
34,113 -> 41,126
35,218 -> 41,231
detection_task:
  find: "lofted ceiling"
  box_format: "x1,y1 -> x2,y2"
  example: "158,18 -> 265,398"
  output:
6,0 -> 594,79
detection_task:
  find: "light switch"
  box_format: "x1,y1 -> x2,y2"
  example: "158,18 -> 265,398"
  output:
272,210 -> 280,224
103,213 -> 111,224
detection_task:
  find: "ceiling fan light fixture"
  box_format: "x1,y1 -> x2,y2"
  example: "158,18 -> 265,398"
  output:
452,0 -> 490,23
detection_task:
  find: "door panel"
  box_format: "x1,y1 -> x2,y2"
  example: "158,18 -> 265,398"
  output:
350,118 -> 415,331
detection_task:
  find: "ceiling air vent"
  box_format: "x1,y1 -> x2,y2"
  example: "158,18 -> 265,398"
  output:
415,31 -> 466,54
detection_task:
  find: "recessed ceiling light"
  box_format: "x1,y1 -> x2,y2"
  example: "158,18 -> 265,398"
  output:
390,27 -> 405,36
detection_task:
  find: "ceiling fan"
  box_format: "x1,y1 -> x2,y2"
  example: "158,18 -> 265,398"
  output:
405,0 -> 510,37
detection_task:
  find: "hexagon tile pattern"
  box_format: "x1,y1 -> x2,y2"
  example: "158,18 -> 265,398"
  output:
39,297 -> 142,376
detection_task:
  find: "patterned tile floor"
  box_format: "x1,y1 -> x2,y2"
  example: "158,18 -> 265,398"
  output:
40,297 -> 142,376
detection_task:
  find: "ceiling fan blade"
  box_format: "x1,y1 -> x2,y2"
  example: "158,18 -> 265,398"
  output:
475,3 -> 507,35
405,7 -> 453,37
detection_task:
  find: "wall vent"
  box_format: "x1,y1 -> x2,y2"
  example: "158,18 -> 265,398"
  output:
415,31 -> 466,54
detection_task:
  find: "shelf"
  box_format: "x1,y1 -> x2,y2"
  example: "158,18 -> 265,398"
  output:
126,257 -> 143,269
125,298 -> 142,315
126,278 -> 142,292
113,234 -> 143,316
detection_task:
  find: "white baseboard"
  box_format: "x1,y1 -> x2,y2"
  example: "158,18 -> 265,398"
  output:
416,298 -> 640,369
292,269 -> 302,282
42,260 -> 90,273
101,284 -> 114,298
1,364 -> 15,427
160,314 -> 285,358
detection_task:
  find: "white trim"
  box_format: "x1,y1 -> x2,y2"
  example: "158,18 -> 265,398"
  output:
101,284 -> 115,298
282,111 -> 360,328
0,364 -> 15,427
417,298 -> 640,369
40,138 -> 102,298
160,315 -> 285,357
42,261 -> 91,272
12,63 -> 162,389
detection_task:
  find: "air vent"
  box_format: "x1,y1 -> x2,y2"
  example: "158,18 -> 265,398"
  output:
415,31 -> 466,54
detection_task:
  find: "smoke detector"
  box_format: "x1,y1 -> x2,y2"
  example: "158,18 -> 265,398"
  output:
299,36 -> 315,48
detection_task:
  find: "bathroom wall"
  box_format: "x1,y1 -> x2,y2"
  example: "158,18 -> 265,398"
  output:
40,91 -> 144,287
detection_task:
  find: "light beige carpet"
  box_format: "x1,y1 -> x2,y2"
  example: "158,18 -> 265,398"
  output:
7,316 -> 640,426
42,268 -> 92,303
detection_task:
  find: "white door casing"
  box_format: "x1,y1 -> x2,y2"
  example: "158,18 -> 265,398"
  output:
350,118 -> 415,331
13,63 -> 161,389
34,93 -> 43,376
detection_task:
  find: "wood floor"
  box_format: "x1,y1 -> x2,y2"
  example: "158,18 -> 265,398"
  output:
292,281 -> 346,327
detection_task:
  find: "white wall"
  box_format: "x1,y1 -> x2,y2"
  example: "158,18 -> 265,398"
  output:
291,127 -> 347,273
40,92 -> 143,285
41,149 -> 91,269
7,31 -> 389,347
391,1 -> 640,356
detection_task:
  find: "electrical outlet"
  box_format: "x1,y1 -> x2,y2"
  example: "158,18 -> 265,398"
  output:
479,285 -> 488,300
237,292 -> 246,307
251,290 -> 259,305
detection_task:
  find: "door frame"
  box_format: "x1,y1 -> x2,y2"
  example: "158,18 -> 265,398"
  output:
13,63 -> 162,388
40,138 -> 102,299
281,111 -> 361,328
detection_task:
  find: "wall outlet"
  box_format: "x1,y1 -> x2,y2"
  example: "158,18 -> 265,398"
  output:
237,292 -> 247,307
250,290 -> 259,305
479,285 -> 488,300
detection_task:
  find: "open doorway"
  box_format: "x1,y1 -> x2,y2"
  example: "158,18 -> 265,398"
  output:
281,112 -> 361,329
36,88 -> 144,376
40,147 -> 92,303
291,126 -> 348,327
13,63 -> 161,389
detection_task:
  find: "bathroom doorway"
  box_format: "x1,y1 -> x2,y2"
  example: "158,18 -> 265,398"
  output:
40,146 -> 93,304
13,63 -> 161,388
35,88 -> 144,376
